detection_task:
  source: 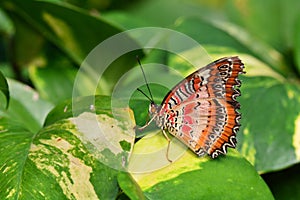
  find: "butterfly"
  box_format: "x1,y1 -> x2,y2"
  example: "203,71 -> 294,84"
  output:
137,56 -> 245,161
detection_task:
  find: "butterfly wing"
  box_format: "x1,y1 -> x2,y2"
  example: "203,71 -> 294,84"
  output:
158,56 -> 245,158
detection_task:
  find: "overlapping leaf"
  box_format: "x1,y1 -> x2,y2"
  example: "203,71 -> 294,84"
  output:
0,79 -> 136,199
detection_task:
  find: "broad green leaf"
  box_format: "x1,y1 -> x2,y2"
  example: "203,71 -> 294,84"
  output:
0,70 -> 9,108
0,118 -> 117,199
4,79 -> 53,133
130,131 -> 274,199
0,118 -> 35,200
0,97 -> 136,199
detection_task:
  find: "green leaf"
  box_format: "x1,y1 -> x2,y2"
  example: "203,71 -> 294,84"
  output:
117,172 -> 147,200
129,131 -> 274,199
44,95 -> 136,171
0,118 -> 36,200
0,118 -> 117,199
4,79 -> 53,133
0,96 -> 136,199
239,75 -> 300,172
0,70 -> 9,108
28,53 -> 78,104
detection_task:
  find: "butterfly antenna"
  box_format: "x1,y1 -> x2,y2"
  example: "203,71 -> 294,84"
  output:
136,56 -> 154,103
137,88 -> 153,103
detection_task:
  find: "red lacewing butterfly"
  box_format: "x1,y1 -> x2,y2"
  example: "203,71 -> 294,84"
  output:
137,56 -> 245,161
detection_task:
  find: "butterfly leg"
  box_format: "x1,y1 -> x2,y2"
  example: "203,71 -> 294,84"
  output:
162,129 -> 172,163
136,116 -> 156,131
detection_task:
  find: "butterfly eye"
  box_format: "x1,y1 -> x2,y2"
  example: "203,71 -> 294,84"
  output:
149,104 -> 156,113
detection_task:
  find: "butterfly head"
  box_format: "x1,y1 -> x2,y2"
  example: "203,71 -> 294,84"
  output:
149,102 -> 161,116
